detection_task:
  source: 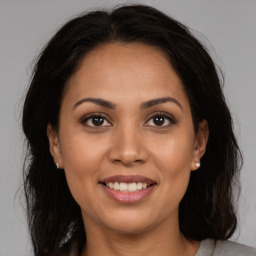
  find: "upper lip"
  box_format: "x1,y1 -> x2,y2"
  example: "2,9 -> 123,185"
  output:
100,175 -> 157,185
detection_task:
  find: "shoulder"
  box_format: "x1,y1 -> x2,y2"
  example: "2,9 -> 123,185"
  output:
214,240 -> 256,256
197,239 -> 256,256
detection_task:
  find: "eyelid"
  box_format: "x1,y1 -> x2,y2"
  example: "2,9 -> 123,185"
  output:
80,112 -> 113,127
79,111 -> 176,128
144,111 -> 177,126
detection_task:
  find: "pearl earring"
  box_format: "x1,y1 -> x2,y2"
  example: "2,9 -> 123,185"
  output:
56,162 -> 60,169
195,162 -> 200,168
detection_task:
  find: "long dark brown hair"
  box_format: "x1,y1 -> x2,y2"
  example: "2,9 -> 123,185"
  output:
22,4 -> 242,256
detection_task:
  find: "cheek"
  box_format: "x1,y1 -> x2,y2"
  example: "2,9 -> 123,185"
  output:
152,127 -> 195,172
157,145 -> 192,197
151,127 -> 194,202
61,133 -> 107,172
59,135 -> 108,204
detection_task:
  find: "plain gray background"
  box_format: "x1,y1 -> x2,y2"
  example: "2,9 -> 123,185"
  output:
0,0 -> 255,255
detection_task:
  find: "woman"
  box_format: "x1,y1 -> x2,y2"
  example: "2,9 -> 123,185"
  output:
22,4 -> 256,256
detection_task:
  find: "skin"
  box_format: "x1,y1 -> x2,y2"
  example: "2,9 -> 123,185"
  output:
47,42 -> 209,256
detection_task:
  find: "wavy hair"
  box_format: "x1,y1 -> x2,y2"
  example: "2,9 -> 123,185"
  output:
22,4 -> 242,256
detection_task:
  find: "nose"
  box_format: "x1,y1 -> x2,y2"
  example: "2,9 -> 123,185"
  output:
107,124 -> 148,166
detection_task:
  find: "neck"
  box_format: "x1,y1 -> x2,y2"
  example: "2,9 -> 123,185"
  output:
80,215 -> 199,256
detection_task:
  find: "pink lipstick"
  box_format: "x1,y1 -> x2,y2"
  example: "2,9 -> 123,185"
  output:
99,175 -> 157,204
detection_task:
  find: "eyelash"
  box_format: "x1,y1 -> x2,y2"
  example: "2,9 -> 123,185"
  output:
80,113 -> 112,127
80,112 -> 176,128
145,112 -> 176,127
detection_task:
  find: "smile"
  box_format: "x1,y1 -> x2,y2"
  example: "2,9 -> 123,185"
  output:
105,182 -> 150,192
99,175 -> 157,203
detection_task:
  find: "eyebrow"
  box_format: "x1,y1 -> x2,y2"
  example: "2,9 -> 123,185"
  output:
140,97 -> 182,110
73,96 -> 182,110
73,98 -> 116,110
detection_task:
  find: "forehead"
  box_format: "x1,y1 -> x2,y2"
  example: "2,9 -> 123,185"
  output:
64,42 -> 189,109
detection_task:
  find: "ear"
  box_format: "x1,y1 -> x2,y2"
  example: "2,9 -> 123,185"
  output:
191,120 -> 209,171
47,124 -> 63,169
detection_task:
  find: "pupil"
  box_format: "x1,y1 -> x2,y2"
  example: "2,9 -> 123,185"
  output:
92,117 -> 104,126
153,116 -> 164,126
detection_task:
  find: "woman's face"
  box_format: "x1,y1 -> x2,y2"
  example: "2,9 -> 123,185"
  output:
48,43 -> 208,235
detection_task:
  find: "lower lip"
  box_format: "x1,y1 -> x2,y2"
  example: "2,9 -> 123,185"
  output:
100,184 -> 156,204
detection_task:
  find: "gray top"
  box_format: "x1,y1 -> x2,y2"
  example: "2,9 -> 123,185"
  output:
69,239 -> 256,256
195,239 -> 256,256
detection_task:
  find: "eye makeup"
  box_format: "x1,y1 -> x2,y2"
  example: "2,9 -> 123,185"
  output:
144,111 -> 177,127
79,110 -> 177,130
80,112 -> 112,127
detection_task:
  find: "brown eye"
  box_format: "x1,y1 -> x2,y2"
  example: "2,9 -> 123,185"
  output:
145,113 -> 176,127
152,116 -> 165,126
81,114 -> 111,127
91,117 -> 104,126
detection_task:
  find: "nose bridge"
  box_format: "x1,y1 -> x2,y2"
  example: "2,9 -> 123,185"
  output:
108,121 -> 147,165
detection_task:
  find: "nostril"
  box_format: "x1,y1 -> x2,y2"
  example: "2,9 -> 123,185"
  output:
108,145 -> 148,166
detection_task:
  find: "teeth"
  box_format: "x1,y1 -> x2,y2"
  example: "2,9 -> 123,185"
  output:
142,183 -> 147,189
120,182 -> 128,191
105,182 -> 149,192
128,182 -> 136,192
137,183 -> 142,190
113,182 -> 119,190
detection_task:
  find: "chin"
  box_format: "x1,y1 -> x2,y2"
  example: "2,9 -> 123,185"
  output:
107,221 -> 154,235
98,209 -> 165,235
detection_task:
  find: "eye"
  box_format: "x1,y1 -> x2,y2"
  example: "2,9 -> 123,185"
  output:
81,114 -> 112,127
145,113 -> 176,127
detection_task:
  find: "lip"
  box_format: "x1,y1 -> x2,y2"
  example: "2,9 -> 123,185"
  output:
99,175 -> 157,204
